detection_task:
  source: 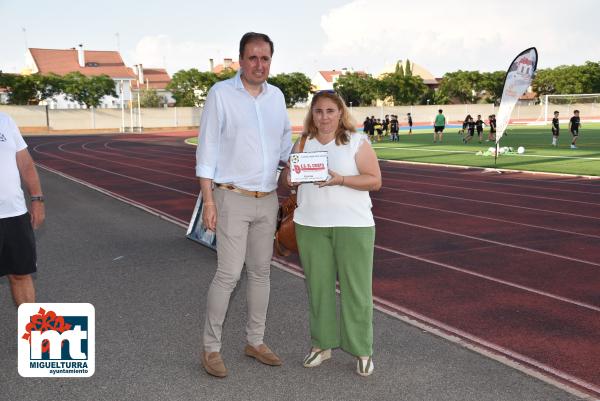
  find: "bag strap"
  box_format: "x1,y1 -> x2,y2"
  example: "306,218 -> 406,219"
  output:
299,134 -> 308,152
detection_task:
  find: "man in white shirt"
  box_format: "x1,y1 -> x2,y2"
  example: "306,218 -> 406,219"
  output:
196,32 -> 292,378
0,112 -> 45,306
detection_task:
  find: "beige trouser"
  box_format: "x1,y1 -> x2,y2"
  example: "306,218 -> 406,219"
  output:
203,187 -> 279,352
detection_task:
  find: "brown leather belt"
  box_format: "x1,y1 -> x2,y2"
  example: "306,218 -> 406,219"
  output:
215,183 -> 273,198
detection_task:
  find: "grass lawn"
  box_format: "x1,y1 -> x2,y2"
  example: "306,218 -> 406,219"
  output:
186,123 -> 600,176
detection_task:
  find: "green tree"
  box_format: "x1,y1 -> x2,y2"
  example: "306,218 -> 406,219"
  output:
479,71 -> 505,104
0,73 -> 64,105
139,88 -> 161,108
268,72 -> 311,107
62,72 -> 116,108
438,70 -> 482,103
216,69 -> 236,81
379,60 -> 427,105
533,62 -> 600,96
333,72 -> 378,106
167,69 -> 218,107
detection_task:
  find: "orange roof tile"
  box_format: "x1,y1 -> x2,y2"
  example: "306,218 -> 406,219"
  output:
319,70 -> 367,83
29,48 -> 136,79
133,68 -> 171,90
212,61 -> 240,74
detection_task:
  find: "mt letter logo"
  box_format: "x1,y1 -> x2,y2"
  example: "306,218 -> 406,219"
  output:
18,303 -> 95,377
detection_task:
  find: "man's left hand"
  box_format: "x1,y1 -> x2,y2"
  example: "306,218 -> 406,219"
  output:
30,202 -> 45,229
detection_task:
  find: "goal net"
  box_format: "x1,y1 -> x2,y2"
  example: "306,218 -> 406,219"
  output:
542,93 -> 600,124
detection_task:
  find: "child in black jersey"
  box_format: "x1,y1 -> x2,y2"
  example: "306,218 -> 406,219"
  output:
569,110 -> 581,149
462,115 -> 476,143
551,111 -> 560,146
487,114 -> 496,141
475,115 -> 484,143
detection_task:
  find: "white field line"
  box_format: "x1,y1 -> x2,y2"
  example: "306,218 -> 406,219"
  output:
384,158 -> 600,183
373,145 -> 600,161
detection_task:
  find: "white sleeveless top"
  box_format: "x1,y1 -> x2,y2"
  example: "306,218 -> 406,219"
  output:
293,132 -> 374,227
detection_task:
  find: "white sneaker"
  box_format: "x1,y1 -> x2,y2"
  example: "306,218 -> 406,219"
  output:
303,349 -> 331,368
571,144 -> 577,149
356,356 -> 374,377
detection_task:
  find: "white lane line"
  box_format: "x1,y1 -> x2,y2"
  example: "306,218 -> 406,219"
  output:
380,164 -> 600,196
372,196 -> 600,239
383,187 -> 600,221
81,140 -> 192,170
371,297 -> 600,398
374,244 -> 600,312
54,142 -> 196,181
375,215 -> 600,268
382,175 -> 600,207
33,143 -> 197,197
104,141 -> 194,164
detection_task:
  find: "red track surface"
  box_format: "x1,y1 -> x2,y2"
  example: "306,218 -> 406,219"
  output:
27,133 -> 600,397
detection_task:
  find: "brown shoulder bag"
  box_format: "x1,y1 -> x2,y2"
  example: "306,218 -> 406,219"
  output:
274,135 -> 308,256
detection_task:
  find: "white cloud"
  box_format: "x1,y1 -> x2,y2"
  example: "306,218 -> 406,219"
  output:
320,0 -> 600,76
130,35 -> 236,73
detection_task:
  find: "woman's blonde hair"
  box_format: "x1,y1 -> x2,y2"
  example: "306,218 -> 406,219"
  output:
303,91 -> 356,145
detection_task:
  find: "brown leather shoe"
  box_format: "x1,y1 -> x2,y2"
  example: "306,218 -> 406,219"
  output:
202,351 -> 227,377
244,344 -> 282,366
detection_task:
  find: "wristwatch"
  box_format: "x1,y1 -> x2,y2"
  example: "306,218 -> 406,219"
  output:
30,195 -> 45,202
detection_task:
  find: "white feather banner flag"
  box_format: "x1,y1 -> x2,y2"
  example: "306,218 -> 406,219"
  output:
495,47 -> 538,145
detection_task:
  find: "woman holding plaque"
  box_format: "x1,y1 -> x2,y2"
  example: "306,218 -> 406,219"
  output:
288,90 -> 381,376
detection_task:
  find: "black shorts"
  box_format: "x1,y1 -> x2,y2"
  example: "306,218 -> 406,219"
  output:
0,213 -> 37,277
571,129 -> 579,137
434,126 -> 444,132
468,129 -> 475,136
552,128 -> 559,136
476,128 -> 483,134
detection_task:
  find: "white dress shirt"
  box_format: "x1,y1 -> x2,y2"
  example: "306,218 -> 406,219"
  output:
195,70 -> 292,192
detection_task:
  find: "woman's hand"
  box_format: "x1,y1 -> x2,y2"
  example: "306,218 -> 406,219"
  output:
202,203 -> 217,232
317,169 -> 344,188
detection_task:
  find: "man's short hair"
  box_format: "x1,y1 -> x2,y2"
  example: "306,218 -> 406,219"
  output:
438,109 -> 443,113
574,109 -> 580,113
239,32 -> 274,58
554,111 -> 559,114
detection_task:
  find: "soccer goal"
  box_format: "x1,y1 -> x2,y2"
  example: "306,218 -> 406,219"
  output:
542,93 -> 600,124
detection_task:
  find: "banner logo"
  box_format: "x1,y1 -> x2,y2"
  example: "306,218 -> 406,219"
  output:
18,303 -> 95,377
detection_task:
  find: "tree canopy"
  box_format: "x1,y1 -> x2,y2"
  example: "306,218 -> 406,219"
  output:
268,72 -> 312,107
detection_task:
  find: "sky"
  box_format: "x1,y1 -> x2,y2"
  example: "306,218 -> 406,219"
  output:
1,0 -> 598,78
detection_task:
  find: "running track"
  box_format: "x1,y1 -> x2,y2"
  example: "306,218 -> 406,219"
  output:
26,133 -> 600,398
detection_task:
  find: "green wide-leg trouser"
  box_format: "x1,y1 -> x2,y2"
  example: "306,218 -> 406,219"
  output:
295,223 -> 375,357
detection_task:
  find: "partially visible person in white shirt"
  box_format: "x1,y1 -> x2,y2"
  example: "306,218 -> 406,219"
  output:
195,32 -> 292,379
0,112 -> 45,307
